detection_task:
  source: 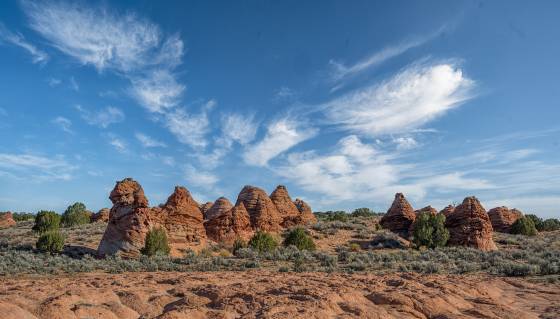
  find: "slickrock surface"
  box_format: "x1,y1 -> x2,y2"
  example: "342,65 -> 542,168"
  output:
380,193 -> 416,238
439,205 -> 456,217
205,202 -> 253,244
236,185 -> 282,232
1,271 -> 558,319
91,208 -> 110,223
0,211 -> 16,228
203,197 -> 233,221
488,206 -> 524,233
445,196 -> 497,251
97,178 -> 156,258
160,186 -> 206,256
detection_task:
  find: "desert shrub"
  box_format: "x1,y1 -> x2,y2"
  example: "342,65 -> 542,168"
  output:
248,231 -> 278,253
525,214 -> 544,231
232,238 -> 246,255
541,218 -> 560,232
61,202 -> 90,227
511,216 -> 538,236
351,208 -> 379,218
36,231 -> 65,254
32,211 -> 61,234
315,211 -> 349,222
12,212 -> 35,222
412,213 -> 449,248
141,228 -> 170,257
283,227 -> 316,251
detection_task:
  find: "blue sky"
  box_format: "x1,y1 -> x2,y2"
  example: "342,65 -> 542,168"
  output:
0,1 -> 559,218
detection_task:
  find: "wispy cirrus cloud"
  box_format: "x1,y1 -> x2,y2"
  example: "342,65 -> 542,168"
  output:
135,132 -> 166,148
243,118 -> 317,167
0,153 -> 76,181
106,134 -> 127,153
51,116 -> 73,134
322,61 -> 475,137
75,105 -> 125,128
164,100 -> 215,149
0,22 -> 49,64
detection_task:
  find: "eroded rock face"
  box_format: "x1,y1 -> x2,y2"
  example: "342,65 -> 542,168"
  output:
205,202 -> 253,244
160,186 -> 207,256
200,202 -> 214,219
380,193 -> 416,238
445,196 -> 497,251
91,208 -> 110,223
0,211 -> 16,228
236,185 -> 282,232
98,178 -> 157,258
488,207 -> 523,233
439,205 -> 455,217
415,206 -> 437,216
270,185 -> 300,227
294,198 -> 317,225
204,197 -> 233,221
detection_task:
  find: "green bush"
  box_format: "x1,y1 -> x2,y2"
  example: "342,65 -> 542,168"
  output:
232,238 -> 246,255
32,211 -> 61,234
511,216 -> 538,236
525,214 -> 543,231
541,218 -> 560,232
61,202 -> 91,227
141,228 -> 171,256
318,211 -> 349,222
36,231 -> 65,254
283,227 -> 316,251
248,231 -> 278,253
351,208 -> 378,218
412,213 -> 449,249
12,212 -> 35,222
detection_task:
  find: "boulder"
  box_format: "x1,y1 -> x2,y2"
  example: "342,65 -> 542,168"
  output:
445,196 -> 497,251
294,198 -> 317,225
204,197 -> 233,221
270,185 -> 301,227
205,202 -> 253,244
415,206 -> 437,216
91,208 -> 110,222
98,178 -> 158,258
487,206 -> 523,233
200,201 -> 214,219
379,193 -> 416,238
160,186 -> 207,256
0,211 -> 16,228
439,205 -> 455,217
235,185 -> 282,232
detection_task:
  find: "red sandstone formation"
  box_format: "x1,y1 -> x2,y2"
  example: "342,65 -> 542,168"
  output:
415,206 -> 437,216
200,202 -> 214,219
0,211 -> 16,228
439,205 -> 455,217
204,197 -> 233,221
487,206 -> 524,233
380,193 -> 416,238
91,208 -> 110,223
205,202 -> 253,244
160,186 -> 207,256
445,196 -> 497,251
294,198 -> 317,225
236,185 -> 282,232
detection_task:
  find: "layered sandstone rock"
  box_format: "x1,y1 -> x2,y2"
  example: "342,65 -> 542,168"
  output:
98,178 -> 157,258
200,202 -> 214,219
294,198 -> 317,225
415,206 -> 438,216
488,206 -> 523,233
445,196 -> 497,251
236,186 -> 282,232
160,186 -> 207,256
380,193 -> 416,238
0,211 -> 16,228
91,208 -> 110,222
439,205 -> 455,217
205,197 -> 233,221
270,185 -> 300,226
205,202 -> 253,244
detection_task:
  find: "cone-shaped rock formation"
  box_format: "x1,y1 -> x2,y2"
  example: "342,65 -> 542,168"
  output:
294,198 -> 317,225
439,205 -> 455,217
205,197 -> 233,221
91,208 -> 110,222
415,206 -> 437,215
236,185 -> 282,232
205,202 -> 253,244
380,193 -> 416,238
200,201 -> 214,219
445,196 -> 497,251
0,211 -> 16,228
487,206 -> 523,233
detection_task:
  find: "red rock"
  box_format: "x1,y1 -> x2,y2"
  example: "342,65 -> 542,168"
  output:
91,208 -> 110,222
380,193 -> 416,238
98,178 -> 158,258
205,202 -> 253,244
0,211 -> 16,228
445,196 -> 497,251
439,205 -> 455,217
204,197 -> 233,221
235,185 -> 282,232
487,206 -> 523,233
160,186 -> 207,256
294,198 -> 317,225
415,206 -> 437,216
270,185 -> 302,227
200,202 -> 214,219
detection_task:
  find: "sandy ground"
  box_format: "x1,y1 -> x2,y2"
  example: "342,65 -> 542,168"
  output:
1,271 -> 559,319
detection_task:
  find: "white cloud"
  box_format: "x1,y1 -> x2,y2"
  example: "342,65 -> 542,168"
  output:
0,22 -> 49,64
394,137 -> 418,150
183,164 -> 218,190
135,132 -> 166,148
322,62 -> 475,136
243,118 -> 317,166
76,105 -> 125,128
51,116 -> 73,134
69,76 -> 79,91
108,136 -> 127,153
165,107 -> 209,149
0,153 -> 76,181
130,70 -> 185,113
220,113 -> 258,146
47,77 -> 61,87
